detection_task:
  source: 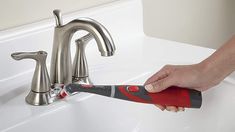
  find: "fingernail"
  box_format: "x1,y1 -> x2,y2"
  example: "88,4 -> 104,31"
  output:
145,84 -> 153,92
170,109 -> 177,112
178,107 -> 185,112
166,107 -> 177,112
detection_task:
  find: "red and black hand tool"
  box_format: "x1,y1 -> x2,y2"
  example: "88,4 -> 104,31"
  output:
60,84 -> 202,108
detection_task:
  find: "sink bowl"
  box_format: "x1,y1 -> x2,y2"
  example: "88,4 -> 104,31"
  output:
0,64 -> 194,132
2,62 -> 152,132
3,61 -> 235,132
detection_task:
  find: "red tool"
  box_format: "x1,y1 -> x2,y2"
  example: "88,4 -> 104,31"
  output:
60,84 -> 202,108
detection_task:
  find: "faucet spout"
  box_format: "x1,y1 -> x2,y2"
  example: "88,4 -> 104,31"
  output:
69,18 -> 115,56
50,10 -> 115,85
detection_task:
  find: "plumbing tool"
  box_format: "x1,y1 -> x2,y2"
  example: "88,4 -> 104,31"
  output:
60,84 -> 202,108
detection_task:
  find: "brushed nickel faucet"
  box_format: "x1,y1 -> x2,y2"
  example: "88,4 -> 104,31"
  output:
50,10 -> 115,85
72,33 -> 94,84
11,51 -> 53,105
11,9 -> 115,105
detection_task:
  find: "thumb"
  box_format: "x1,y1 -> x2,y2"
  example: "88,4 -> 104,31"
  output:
145,76 -> 176,93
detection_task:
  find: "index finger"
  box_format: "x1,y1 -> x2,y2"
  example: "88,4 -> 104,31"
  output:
144,70 -> 169,85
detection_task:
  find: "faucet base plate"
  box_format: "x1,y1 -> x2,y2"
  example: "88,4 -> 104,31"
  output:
25,90 -> 53,106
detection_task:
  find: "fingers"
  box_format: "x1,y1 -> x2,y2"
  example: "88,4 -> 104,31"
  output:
144,65 -> 172,85
145,76 -> 176,92
166,106 -> 178,112
154,104 -> 166,111
154,105 -> 185,112
165,106 -> 185,112
178,107 -> 185,111
145,65 -> 187,112
144,70 -> 169,85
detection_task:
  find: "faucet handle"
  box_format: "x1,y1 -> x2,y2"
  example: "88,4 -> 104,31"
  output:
53,9 -> 63,26
11,51 -> 47,62
11,51 -> 52,105
75,33 -> 93,45
72,33 -> 93,84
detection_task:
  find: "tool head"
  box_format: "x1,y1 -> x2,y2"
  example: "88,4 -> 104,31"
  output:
59,89 -> 68,99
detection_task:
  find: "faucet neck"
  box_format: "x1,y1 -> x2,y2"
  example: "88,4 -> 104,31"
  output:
50,10 -> 115,85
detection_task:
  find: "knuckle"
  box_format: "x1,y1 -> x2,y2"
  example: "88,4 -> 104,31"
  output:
162,65 -> 174,74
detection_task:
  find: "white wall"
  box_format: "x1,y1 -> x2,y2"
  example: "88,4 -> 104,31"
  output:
0,0 -> 116,30
143,0 -> 235,49
0,0 -> 234,49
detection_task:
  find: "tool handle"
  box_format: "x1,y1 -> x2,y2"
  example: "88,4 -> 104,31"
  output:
63,84 -> 202,108
115,85 -> 202,108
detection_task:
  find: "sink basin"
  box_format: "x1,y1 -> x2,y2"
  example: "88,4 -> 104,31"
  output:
1,62 -> 152,132
0,64 -> 199,132
3,61 -> 235,132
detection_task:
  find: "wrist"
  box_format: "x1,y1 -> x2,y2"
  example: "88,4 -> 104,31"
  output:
198,59 -> 212,73
199,58 -> 232,81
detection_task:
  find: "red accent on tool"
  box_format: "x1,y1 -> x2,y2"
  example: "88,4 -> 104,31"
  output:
81,84 -> 93,88
119,85 -> 191,107
127,86 -> 140,92
118,86 -> 150,103
59,90 -> 68,98
147,86 -> 191,107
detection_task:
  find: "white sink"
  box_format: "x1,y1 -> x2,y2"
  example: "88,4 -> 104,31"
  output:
0,64 -> 204,132
1,0 -> 235,132
2,62 -> 235,132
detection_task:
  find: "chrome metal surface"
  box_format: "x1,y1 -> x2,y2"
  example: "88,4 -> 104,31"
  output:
10,9 -> 115,105
25,91 -> 53,106
72,33 -> 93,84
53,9 -> 63,26
50,10 -> 116,85
11,51 -> 53,105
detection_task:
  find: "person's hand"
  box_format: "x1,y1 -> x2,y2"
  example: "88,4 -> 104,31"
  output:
144,63 -> 226,112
